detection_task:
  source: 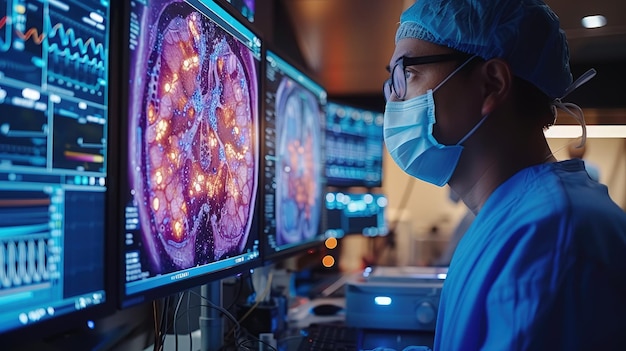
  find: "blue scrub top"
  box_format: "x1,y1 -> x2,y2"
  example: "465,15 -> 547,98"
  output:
434,159 -> 626,350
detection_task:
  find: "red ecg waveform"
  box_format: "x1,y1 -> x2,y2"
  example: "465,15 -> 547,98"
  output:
0,15 -> 45,44
16,27 -> 45,44
0,15 -> 103,56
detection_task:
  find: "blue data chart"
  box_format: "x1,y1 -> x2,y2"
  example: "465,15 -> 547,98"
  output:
0,0 -> 110,335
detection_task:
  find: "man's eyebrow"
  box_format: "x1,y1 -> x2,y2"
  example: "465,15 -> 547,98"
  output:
385,56 -> 404,73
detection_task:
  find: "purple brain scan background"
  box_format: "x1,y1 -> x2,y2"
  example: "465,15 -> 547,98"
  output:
274,77 -> 323,246
127,0 -> 259,274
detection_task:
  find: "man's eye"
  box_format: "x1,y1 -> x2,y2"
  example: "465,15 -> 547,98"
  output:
404,70 -> 414,81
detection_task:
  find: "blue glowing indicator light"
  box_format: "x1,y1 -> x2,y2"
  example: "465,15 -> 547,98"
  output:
87,320 -> 95,329
374,296 -> 392,306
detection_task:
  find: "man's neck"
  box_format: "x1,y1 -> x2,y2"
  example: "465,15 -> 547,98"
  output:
449,131 -> 554,214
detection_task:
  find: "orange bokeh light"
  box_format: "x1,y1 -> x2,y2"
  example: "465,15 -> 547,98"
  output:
321,255 -> 335,268
325,237 -> 338,249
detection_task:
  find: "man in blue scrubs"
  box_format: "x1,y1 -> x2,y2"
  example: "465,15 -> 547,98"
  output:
382,0 -> 626,349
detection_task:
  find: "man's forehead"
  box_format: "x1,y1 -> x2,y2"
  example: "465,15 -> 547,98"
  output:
389,39 -> 455,65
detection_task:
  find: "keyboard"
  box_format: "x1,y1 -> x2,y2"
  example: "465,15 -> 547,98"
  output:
297,323 -> 360,351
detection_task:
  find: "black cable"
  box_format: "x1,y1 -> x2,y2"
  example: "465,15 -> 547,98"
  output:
247,271 -> 254,293
159,297 -> 170,350
173,292 -> 185,351
153,293 -> 190,351
236,329 -> 278,351
222,272 -> 255,347
189,290 -> 244,347
168,294 -> 274,351
187,291 -> 192,351
161,295 -> 194,351
152,300 -> 160,351
224,272 -> 248,312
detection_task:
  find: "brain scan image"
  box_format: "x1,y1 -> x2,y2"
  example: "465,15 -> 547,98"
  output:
128,1 -> 258,274
274,78 -> 323,246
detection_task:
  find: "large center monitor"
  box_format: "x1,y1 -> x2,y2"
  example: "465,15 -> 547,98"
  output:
0,0 -> 113,339
325,101 -> 384,188
118,0 -> 262,307
261,49 -> 327,263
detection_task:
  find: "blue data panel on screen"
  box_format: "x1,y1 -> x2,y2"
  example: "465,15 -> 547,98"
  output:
0,0 -> 109,334
325,102 -> 384,188
325,192 -> 388,238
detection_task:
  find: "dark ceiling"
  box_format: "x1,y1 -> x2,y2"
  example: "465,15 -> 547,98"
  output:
265,0 -> 626,109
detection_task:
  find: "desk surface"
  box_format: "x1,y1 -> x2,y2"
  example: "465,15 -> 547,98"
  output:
287,296 -> 346,329
284,297 -> 434,350
142,296 -> 434,351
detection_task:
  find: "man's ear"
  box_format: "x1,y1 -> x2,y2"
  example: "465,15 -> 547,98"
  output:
480,58 -> 513,116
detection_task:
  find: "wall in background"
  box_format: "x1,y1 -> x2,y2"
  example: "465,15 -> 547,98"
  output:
375,137 -> 626,268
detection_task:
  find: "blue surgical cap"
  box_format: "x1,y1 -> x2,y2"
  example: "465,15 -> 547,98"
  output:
396,0 -> 573,100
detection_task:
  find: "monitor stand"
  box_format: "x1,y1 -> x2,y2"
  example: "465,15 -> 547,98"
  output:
200,280 -> 223,351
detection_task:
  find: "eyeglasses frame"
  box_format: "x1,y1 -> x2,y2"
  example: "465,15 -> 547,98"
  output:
383,53 -> 473,101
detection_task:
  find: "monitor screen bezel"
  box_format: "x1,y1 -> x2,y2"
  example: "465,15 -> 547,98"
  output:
0,0 -> 120,343
260,44 -> 328,265
115,0 -> 264,309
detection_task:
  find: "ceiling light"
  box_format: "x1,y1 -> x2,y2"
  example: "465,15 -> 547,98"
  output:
581,15 -> 607,29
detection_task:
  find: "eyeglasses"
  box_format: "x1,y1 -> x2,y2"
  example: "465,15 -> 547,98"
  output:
383,53 -> 472,101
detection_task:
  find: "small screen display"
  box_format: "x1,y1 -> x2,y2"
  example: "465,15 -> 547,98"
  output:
325,192 -> 388,237
325,102 -> 384,188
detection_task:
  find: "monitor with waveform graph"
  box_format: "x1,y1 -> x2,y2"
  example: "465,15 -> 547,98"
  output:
0,0 -> 114,342
261,48 -> 328,263
325,101 -> 384,188
118,0 -> 263,307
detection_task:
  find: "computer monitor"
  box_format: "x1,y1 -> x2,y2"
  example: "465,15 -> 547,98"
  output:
325,192 -> 388,238
0,0 -> 114,340
118,0 -> 262,308
217,0 -> 255,23
261,49 -> 327,263
325,101 -> 384,188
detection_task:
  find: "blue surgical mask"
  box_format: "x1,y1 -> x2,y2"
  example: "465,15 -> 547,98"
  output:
383,57 -> 488,186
